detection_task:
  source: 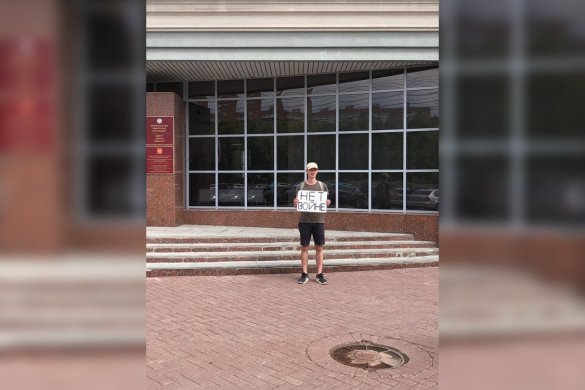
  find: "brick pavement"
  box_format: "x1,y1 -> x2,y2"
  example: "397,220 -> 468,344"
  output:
147,268 -> 438,389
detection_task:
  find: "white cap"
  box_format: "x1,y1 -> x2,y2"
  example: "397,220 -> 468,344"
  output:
306,162 -> 318,170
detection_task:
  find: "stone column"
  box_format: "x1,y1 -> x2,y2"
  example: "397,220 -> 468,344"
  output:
146,92 -> 185,226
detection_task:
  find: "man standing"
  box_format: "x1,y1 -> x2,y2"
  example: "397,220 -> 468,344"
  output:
293,162 -> 331,285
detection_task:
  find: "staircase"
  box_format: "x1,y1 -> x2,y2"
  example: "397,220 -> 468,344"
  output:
146,226 -> 438,277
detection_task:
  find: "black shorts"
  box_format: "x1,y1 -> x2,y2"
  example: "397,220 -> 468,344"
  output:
298,223 -> 325,246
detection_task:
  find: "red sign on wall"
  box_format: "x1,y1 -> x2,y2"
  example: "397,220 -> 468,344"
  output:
146,116 -> 174,145
146,146 -> 174,174
146,116 -> 174,174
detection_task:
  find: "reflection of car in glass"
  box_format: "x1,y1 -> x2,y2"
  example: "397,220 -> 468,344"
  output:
388,188 -> 410,207
326,182 -> 366,208
407,189 -> 439,210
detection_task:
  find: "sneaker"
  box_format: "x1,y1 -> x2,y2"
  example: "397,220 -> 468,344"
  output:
315,273 -> 327,285
297,273 -> 309,284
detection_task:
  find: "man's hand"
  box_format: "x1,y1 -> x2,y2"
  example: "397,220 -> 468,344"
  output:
326,199 -> 331,206
293,198 -> 299,207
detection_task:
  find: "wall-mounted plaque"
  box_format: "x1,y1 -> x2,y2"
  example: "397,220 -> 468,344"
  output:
146,116 -> 174,145
146,145 -> 174,174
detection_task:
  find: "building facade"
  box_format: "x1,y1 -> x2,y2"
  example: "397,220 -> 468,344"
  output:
146,0 -> 439,241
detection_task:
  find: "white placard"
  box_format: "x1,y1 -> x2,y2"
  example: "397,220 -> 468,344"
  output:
296,190 -> 328,213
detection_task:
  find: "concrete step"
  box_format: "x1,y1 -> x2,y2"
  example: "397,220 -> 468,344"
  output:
146,240 -> 437,253
146,247 -> 439,263
146,233 -> 415,244
146,255 -> 439,277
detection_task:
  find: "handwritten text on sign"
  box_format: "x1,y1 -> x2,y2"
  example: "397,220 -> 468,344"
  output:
296,191 -> 328,213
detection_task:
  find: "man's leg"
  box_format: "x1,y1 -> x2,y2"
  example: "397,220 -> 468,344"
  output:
301,245 -> 310,274
315,245 -> 324,274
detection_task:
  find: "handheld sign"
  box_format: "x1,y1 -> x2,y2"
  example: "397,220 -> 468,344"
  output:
296,190 -> 327,213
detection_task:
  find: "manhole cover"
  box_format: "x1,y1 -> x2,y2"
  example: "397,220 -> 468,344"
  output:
330,341 -> 408,371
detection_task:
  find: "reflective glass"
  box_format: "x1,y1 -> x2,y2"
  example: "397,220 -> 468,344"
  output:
407,89 -> 439,129
247,78 -> 274,98
308,95 -> 336,132
339,94 -> 369,131
455,155 -> 508,220
307,135 -> 336,170
188,173 -> 215,207
247,173 -> 275,207
89,85 -> 133,142
218,137 -> 245,170
188,81 -> 214,99
372,91 -> 403,130
406,172 -> 440,211
189,138 -> 215,171
276,76 -> 304,96
372,173 -> 403,210
407,66 -> 438,88
218,173 -> 245,207
308,73 -> 336,95
339,134 -> 368,170
339,72 -> 370,93
218,100 -> 244,134
277,136 -> 303,170
247,136 -> 274,170
372,133 -> 403,170
407,131 -> 438,170
337,173 -> 368,209
88,156 -> 133,215
276,173 -> 304,207
218,79 -> 244,98
189,101 -> 215,135
276,97 -> 304,133
372,69 -> 403,91
247,99 -> 274,134
315,172 -> 335,206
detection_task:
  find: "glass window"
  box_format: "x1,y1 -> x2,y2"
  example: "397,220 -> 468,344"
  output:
455,155 -> 508,220
218,100 -> 244,134
218,173 -> 245,207
247,99 -> 274,134
276,97 -> 304,133
146,83 -> 155,92
373,69 -> 403,91
316,172 -> 335,206
372,133 -> 403,170
407,66 -> 438,88
372,173 -> 403,210
307,135 -> 336,170
189,101 -> 215,135
189,138 -> 215,171
339,94 -> 369,131
89,85 -> 133,142
247,136 -> 274,170
337,173 -> 368,209
247,173 -> 274,207
372,91 -> 403,130
277,136 -> 303,170
406,172 -> 440,211
188,81 -> 214,99
456,75 -> 509,140
247,78 -> 274,98
88,156 -> 133,215
189,173 -> 215,206
339,72 -> 370,93
276,76 -> 304,96
407,131 -> 439,170
308,95 -> 336,132
407,89 -> 439,129
339,134 -> 368,170
218,79 -> 244,99
218,137 -> 244,170
155,82 -> 183,97
308,73 -> 336,95
276,173 -> 304,207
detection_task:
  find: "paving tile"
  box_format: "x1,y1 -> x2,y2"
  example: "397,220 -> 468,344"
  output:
147,268 -> 438,389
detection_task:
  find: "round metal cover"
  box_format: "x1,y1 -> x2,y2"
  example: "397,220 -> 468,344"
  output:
330,341 -> 408,371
